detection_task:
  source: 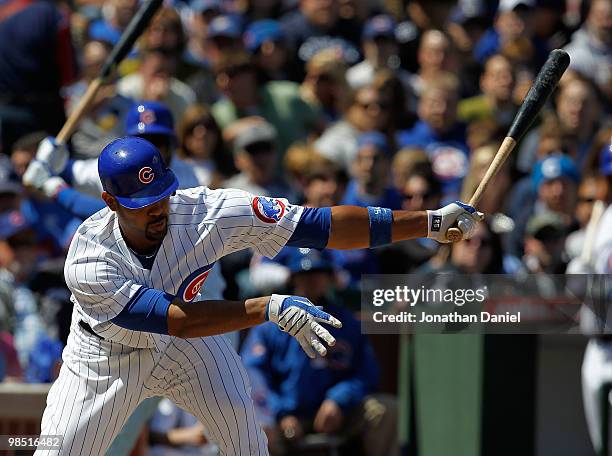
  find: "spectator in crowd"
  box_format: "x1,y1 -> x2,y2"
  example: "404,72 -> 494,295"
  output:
564,0 -> 612,103
142,8 -> 187,58
89,0 -> 138,46
149,398 -> 217,456
0,208 -> 65,380
315,82 -> 392,170
473,0 -> 547,67
223,120 -> 294,199
398,74 -> 469,201
64,39 -> 132,158
177,104 -> 228,187
239,0 -> 284,22
342,131 -> 402,209
242,248 -> 398,456
205,15 -> 245,67
0,0 -> 76,154
182,3 -> 224,105
183,0 -> 222,68
300,47 -> 350,123
118,48 -> 197,124
346,15 -> 411,92
408,29 -> 454,99
458,53 -> 517,129
517,75 -> 601,173
10,132 -> 47,179
212,51 -> 323,158
391,147 -> 431,194
507,154 -> 580,257
280,0 -> 362,75
244,19 -> 291,82
522,212 -> 568,273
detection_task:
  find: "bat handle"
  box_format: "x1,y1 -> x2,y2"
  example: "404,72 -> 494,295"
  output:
444,137 -> 517,242
56,77 -> 104,145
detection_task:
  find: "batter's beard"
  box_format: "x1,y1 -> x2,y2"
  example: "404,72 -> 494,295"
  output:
145,216 -> 168,241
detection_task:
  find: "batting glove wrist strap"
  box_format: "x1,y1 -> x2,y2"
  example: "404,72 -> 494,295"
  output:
427,201 -> 484,243
266,294 -> 342,358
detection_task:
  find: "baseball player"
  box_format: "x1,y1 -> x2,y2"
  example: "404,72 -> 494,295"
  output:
35,135 -> 482,455
570,141 -> 612,456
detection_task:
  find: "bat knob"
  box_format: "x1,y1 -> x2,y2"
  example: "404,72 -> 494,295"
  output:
446,227 -> 464,243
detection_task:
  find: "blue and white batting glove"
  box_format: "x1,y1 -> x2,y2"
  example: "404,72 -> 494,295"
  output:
35,136 -> 69,175
426,201 -> 484,243
266,294 -> 343,358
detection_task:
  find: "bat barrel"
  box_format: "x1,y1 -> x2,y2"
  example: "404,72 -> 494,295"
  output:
507,49 -> 570,141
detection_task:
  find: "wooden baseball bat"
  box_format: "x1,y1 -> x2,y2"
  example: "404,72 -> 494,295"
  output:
55,0 -> 163,144
446,49 -> 571,242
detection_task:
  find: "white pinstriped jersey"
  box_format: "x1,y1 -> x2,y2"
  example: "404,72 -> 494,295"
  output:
65,186 -> 303,349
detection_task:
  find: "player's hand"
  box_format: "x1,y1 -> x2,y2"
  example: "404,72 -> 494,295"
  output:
426,201 -> 484,243
23,159 -> 52,189
42,177 -> 68,199
35,136 -> 69,174
313,399 -> 344,434
266,294 -> 342,358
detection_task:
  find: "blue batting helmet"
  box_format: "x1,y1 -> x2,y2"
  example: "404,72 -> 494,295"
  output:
125,101 -> 175,137
98,137 -> 179,209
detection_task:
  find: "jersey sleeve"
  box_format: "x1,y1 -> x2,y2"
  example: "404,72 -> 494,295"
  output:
64,247 -> 144,325
201,188 -> 305,259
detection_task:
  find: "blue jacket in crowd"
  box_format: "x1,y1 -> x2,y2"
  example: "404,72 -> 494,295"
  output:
241,302 -> 379,419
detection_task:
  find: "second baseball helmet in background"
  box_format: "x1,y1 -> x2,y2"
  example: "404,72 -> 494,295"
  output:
98,137 -> 179,209
125,101 -> 175,137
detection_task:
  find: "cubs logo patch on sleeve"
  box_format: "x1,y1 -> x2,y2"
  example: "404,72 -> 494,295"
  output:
252,196 -> 286,223
177,264 -> 215,302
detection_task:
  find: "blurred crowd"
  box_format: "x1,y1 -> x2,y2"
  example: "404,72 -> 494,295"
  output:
0,0 -> 610,453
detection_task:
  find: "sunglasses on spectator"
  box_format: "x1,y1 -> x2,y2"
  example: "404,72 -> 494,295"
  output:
578,196 -> 596,203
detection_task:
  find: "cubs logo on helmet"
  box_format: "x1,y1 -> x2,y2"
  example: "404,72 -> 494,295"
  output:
179,265 -> 214,302
139,108 -> 156,125
138,166 -> 154,184
252,197 -> 285,223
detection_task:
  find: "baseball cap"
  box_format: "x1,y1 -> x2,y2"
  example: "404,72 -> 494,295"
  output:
208,15 -> 241,40
125,101 -> 175,137
599,142 -> 612,176
233,123 -> 277,155
498,0 -> 534,12
244,20 -> 284,52
357,131 -> 391,155
532,154 -> 580,191
287,248 -> 335,274
98,137 -> 179,209
0,210 -> 31,240
526,212 -> 566,240
191,0 -> 221,13
363,15 -> 396,40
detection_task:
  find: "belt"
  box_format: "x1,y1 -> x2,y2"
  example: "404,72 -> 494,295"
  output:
79,320 -> 105,340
